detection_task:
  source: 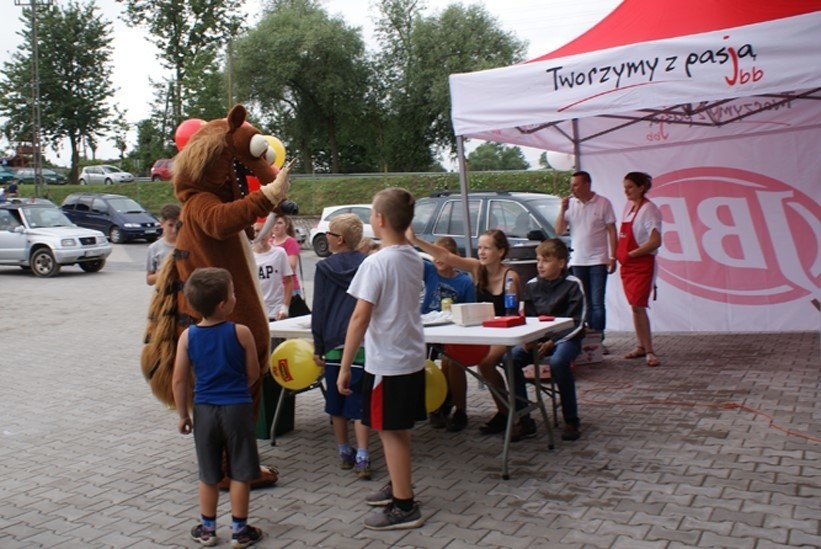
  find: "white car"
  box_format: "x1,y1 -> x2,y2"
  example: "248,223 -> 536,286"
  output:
309,204 -> 376,257
78,165 -> 135,185
0,202 -> 112,277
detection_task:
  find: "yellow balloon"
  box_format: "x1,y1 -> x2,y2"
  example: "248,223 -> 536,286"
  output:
424,359 -> 447,413
270,339 -> 320,390
263,135 -> 287,169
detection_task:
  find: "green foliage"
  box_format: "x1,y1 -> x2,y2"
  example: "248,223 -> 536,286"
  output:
467,142 -> 529,171
0,1 -> 117,182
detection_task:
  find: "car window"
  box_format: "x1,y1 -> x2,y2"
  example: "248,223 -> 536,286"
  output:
107,197 -> 144,213
101,166 -> 118,173
350,207 -> 371,225
412,200 -> 438,233
525,197 -> 562,237
489,200 -> 535,238
0,210 -> 21,230
77,196 -> 94,212
91,198 -> 108,214
62,195 -> 78,209
433,199 -> 480,237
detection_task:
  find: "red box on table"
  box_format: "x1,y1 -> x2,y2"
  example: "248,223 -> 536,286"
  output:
482,315 -> 526,328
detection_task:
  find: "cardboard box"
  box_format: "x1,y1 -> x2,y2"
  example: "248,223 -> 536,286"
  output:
575,331 -> 603,365
482,315 -> 526,328
451,303 -> 495,326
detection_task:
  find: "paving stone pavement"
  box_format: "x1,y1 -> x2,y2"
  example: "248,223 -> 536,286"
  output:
1,244 -> 819,548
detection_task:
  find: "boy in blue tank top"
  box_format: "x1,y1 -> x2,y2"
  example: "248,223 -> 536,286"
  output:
172,267 -> 264,548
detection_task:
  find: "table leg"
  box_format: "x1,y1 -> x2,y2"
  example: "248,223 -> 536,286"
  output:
501,348 -> 515,480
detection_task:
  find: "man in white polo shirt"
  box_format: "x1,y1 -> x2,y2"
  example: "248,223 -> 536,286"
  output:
555,171 -> 617,342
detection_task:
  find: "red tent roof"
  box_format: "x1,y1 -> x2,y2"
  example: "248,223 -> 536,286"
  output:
530,0 -> 821,62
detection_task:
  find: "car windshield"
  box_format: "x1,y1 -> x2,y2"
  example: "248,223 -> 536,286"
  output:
107,197 -> 145,213
22,206 -> 73,228
101,166 -> 120,173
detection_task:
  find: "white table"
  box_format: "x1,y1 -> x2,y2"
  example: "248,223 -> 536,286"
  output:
269,315 -> 573,479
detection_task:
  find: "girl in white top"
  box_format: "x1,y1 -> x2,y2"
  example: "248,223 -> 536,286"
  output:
252,221 -> 293,320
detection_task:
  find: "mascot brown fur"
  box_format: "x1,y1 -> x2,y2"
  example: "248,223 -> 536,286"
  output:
142,105 -> 288,487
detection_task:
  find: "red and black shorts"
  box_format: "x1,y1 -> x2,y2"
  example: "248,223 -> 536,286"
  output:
362,369 -> 426,431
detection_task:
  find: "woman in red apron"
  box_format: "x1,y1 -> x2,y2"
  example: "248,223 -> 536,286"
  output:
617,172 -> 662,367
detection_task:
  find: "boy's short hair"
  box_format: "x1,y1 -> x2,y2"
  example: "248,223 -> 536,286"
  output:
357,237 -> 380,255
330,213 -> 363,250
373,187 -> 415,232
434,236 -> 458,255
536,238 -> 569,262
159,203 -> 181,221
184,267 -> 232,318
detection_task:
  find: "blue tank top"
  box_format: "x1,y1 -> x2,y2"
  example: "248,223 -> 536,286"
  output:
188,322 -> 252,405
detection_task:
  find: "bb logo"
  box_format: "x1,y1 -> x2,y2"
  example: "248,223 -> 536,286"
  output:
652,167 -> 820,305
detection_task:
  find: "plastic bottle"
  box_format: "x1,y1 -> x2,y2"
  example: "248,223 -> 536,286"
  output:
504,275 -> 518,316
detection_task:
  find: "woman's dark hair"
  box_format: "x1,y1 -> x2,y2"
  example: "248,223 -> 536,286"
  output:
624,171 -> 653,194
477,229 -> 510,292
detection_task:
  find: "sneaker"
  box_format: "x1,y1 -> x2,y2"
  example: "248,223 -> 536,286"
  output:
562,422 -> 581,441
354,457 -> 372,480
479,412 -> 507,435
511,416 -> 537,442
365,481 -> 393,506
231,524 -> 263,548
364,502 -> 424,530
445,410 -> 468,432
190,523 -> 218,547
339,448 -> 356,470
428,408 -> 446,429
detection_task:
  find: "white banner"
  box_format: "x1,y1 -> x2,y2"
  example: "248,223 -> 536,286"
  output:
585,129 -> 821,332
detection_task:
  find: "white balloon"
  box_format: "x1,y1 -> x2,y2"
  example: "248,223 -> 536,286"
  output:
546,151 -> 575,171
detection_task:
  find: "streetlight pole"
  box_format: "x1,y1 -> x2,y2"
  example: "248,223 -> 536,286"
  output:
15,0 -> 53,198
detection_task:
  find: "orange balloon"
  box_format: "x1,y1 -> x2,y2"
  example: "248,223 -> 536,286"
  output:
174,118 -> 205,151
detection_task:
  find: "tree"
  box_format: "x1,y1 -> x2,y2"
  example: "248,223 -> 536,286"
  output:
233,0 -> 372,173
467,142 -> 529,171
374,1 -> 526,171
118,0 -> 242,125
0,1 -> 117,182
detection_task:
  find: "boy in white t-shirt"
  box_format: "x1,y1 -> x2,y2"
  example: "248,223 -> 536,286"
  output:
145,203 -> 181,286
252,221 -> 293,320
338,187 -> 426,531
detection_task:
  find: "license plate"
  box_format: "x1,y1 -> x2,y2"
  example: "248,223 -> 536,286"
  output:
145,229 -> 157,234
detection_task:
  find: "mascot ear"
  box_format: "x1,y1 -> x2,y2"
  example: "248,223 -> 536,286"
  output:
227,104 -> 247,132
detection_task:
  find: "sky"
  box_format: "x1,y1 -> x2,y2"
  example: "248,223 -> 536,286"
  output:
0,0 -> 621,168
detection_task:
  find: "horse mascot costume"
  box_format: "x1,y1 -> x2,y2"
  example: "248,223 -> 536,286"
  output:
142,105 -> 290,488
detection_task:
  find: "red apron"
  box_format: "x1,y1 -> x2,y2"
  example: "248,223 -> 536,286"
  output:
617,200 -> 655,308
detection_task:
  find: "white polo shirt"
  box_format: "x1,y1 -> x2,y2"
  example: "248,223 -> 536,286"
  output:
562,193 -> 617,266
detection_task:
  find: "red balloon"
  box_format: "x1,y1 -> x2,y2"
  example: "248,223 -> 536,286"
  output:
174,118 -> 205,151
443,344 -> 490,366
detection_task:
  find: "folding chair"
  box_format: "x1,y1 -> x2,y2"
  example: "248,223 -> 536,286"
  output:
270,377 -> 325,446
523,361 -> 560,427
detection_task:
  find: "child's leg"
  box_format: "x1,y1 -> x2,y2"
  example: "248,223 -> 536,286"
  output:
477,344 -> 509,412
354,419 -> 369,450
379,429 -> 413,500
442,357 -> 467,412
199,481 -> 219,518
331,415 -> 349,445
229,480 -> 251,519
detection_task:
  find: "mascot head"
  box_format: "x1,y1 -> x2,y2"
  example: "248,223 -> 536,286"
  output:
173,105 -> 279,204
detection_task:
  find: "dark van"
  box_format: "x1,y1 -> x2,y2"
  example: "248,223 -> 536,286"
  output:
61,193 -> 161,243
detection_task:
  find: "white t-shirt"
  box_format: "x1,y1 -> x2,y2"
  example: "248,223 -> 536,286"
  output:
254,246 -> 293,318
622,200 -> 663,255
145,239 -> 175,274
562,193 -> 616,266
347,244 -> 426,376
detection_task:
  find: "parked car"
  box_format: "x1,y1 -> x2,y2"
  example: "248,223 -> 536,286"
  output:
60,193 -> 161,243
13,168 -> 68,185
0,166 -> 15,184
150,158 -> 174,181
309,204 -> 376,257
78,165 -> 135,185
0,202 -> 111,277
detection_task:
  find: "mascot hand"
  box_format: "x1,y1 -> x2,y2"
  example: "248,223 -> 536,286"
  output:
261,164 -> 292,206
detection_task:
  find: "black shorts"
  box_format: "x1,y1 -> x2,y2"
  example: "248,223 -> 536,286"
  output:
362,369 -> 426,431
193,403 -> 260,484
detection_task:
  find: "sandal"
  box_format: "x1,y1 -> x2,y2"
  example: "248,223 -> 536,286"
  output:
624,346 -> 646,359
645,353 -> 661,367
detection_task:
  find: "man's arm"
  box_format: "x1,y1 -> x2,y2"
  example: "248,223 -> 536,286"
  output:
606,222 -> 617,273
555,197 -> 569,235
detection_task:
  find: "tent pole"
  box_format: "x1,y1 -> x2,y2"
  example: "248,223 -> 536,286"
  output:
572,118 -> 581,170
456,136 -> 474,257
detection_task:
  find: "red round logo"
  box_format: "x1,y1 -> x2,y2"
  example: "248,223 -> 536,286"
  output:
652,167 -> 820,305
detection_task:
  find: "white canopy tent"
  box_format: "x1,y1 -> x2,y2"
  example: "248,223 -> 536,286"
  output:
449,0 -> 821,332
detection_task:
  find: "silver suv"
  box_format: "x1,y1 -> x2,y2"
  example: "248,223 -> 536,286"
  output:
0,202 -> 112,277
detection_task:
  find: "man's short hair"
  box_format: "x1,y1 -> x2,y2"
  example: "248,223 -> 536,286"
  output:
184,267 -> 231,318
373,187 -> 415,232
330,213 -> 363,250
572,171 -> 592,185
536,238 -> 569,262
159,203 -> 181,221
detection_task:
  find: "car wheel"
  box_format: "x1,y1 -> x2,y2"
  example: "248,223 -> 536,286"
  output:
312,234 -> 331,257
104,178 -> 113,185
30,248 -> 61,277
151,175 -> 160,182
79,259 -> 105,273
79,178 -> 86,185
109,226 -> 124,244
